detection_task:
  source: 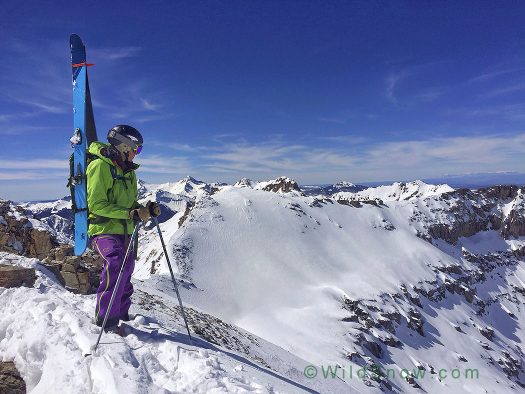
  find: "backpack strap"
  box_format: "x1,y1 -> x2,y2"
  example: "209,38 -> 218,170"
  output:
109,164 -> 128,189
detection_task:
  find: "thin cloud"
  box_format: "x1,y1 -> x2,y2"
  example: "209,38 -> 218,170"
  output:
319,136 -> 370,145
385,72 -> 407,104
0,171 -> 64,180
446,103 -> 525,121
20,100 -> 67,114
469,67 -> 524,83
166,143 -> 201,152
317,117 -> 347,124
2,134 -> 524,196
364,134 -> 525,168
140,98 -> 161,111
415,87 -> 445,101
195,133 -> 525,182
0,159 -> 65,170
0,125 -> 60,136
479,82 -> 525,99
135,113 -> 175,123
91,46 -> 142,60
203,142 -> 358,174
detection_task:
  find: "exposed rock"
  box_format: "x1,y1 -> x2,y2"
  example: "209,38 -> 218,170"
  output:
428,221 -> 487,244
342,314 -> 360,323
355,333 -> 383,358
0,361 -> 26,394
407,309 -> 424,336
478,185 -> 520,200
401,185 -> 525,243
40,246 -> 102,295
178,203 -> 193,228
260,177 -> 302,194
379,335 -> 402,348
28,230 -> 52,259
0,265 -> 36,288
498,351 -> 523,378
502,209 -> 525,238
478,325 -> 495,341
234,178 -> 255,188
336,199 -> 362,208
0,201 -> 56,259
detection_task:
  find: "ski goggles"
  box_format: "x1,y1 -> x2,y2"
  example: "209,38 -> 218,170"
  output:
134,145 -> 143,154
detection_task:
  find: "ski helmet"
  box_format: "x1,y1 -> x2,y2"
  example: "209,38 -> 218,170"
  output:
107,125 -> 143,154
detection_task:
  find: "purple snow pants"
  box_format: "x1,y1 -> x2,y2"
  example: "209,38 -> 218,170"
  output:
90,234 -> 135,327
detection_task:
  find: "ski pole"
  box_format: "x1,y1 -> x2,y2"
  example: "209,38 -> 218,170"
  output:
93,222 -> 141,352
153,217 -> 193,343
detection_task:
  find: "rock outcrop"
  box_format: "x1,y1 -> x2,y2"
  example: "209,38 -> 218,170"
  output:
259,177 -> 302,194
0,201 -> 102,295
0,265 -> 36,288
0,361 -> 26,394
413,186 -> 525,243
0,201 -> 55,259
41,245 -> 102,295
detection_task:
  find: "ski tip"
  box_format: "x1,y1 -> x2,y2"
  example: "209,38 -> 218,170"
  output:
70,34 -> 85,49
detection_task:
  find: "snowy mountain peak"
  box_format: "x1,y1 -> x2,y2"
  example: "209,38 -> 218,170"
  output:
335,180 -> 454,202
234,177 -> 255,188
256,176 -> 302,194
335,181 -> 356,187
179,175 -> 204,185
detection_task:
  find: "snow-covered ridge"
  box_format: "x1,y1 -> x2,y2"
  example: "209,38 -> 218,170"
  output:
334,180 -> 454,202
301,181 -> 368,196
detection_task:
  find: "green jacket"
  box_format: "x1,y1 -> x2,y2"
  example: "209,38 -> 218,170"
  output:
86,142 -> 140,236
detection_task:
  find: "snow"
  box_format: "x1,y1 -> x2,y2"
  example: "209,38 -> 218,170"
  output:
132,186 -> 462,366
335,180 -> 454,202
6,176 -> 525,393
0,253 -> 346,393
457,230 -> 511,254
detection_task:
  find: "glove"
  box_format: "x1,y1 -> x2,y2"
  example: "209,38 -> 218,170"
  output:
147,201 -> 161,217
129,206 -> 151,222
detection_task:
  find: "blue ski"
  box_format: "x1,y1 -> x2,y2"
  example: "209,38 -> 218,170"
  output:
69,34 -> 98,256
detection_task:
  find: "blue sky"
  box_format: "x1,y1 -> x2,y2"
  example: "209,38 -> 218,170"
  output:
1,1 -> 525,200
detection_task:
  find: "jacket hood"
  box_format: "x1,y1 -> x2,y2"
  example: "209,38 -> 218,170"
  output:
88,142 -> 113,165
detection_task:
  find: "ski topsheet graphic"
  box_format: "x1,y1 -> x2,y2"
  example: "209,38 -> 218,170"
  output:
69,34 -> 98,256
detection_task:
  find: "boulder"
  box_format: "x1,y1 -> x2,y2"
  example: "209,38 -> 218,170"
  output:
0,265 -> 36,288
39,247 -> 102,295
28,230 -> 52,260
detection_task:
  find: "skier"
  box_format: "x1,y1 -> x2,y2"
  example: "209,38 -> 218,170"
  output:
86,124 -> 160,332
